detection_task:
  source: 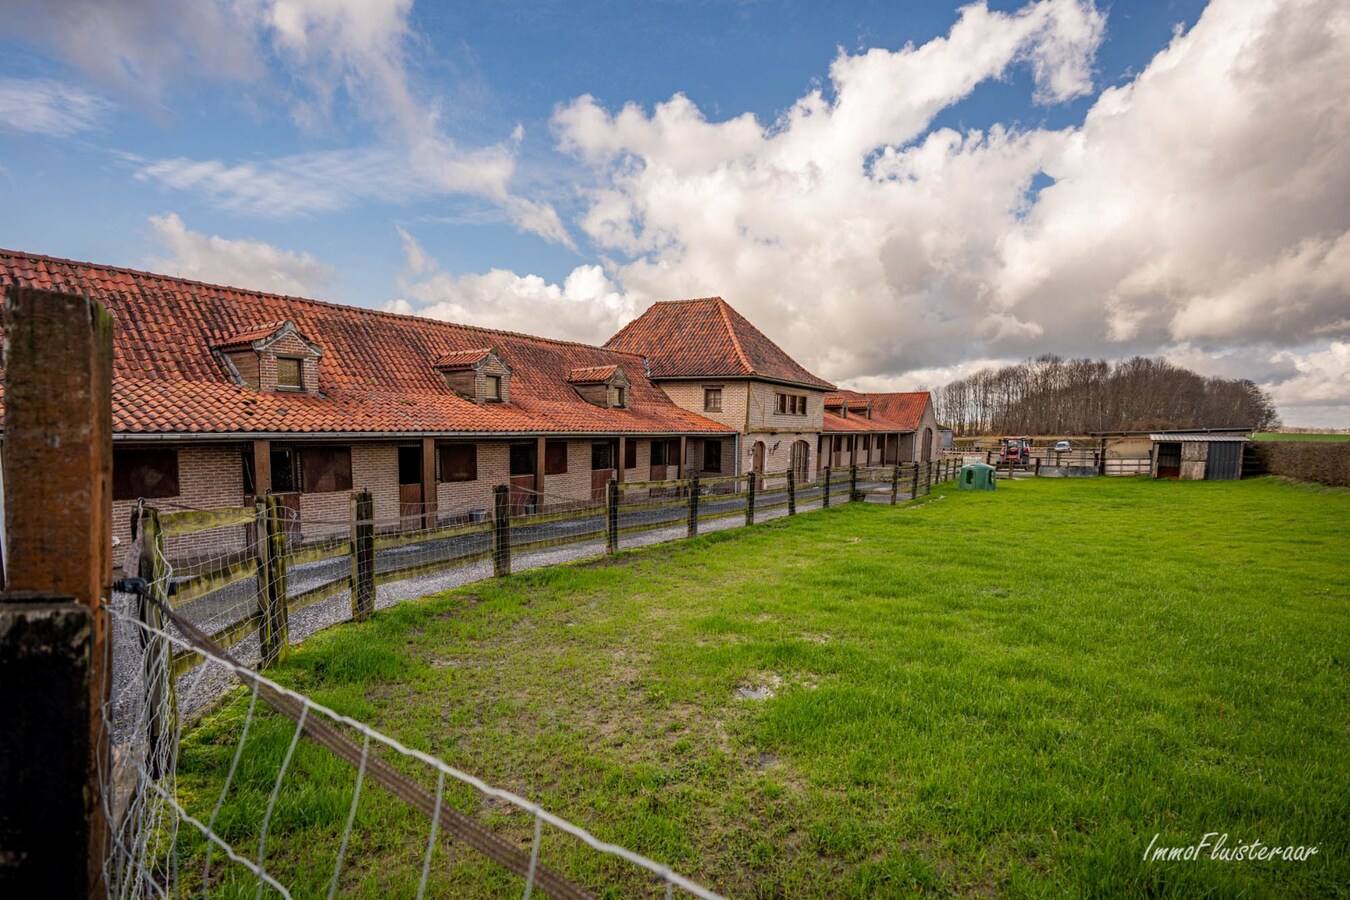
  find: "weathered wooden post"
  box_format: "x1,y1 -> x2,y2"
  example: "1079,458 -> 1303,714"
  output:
606,478 -> 619,554
911,463 -> 920,500
787,468 -> 796,516
821,466 -> 832,508
1034,458 -> 1041,478
257,495 -> 290,668
0,287 -> 113,896
133,506 -> 177,777
925,462 -> 933,495
890,465 -> 900,505
745,473 -> 757,525
492,485 -> 511,577
849,464 -> 858,502
687,473 -> 700,538
349,490 -> 375,620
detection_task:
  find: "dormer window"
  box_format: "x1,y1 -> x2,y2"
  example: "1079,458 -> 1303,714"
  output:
213,320 -> 322,395
276,357 -> 303,390
568,365 -> 631,409
434,348 -> 512,404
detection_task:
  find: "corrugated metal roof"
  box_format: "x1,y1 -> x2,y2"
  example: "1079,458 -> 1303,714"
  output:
1148,433 -> 1250,442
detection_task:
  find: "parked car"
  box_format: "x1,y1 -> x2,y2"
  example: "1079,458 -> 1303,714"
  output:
1053,440 -> 1072,452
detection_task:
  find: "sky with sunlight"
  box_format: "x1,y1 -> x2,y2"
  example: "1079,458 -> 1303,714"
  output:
0,0 -> 1346,425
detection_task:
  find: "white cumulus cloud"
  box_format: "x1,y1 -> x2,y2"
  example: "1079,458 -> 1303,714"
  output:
146,213 -> 334,297
536,0 -> 1348,425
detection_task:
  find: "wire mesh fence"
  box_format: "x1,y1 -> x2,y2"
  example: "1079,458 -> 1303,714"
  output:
104,461 -> 945,896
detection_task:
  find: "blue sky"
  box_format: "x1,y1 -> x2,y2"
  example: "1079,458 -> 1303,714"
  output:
1,0 -> 1346,425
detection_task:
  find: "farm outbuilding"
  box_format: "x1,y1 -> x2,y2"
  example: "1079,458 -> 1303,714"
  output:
1149,433 -> 1249,481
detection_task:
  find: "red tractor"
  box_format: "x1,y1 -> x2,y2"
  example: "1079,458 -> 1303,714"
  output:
999,436 -> 1032,466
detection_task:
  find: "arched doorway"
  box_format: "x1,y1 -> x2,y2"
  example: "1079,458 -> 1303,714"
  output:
791,440 -> 810,483
921,427 -> 934,462
751,441 -> 766,474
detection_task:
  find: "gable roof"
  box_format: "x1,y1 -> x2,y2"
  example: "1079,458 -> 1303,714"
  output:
822,390 -> 933,433
605,297 -> 834,390
213,320 -> 293,350
0,250 -> 732,438
432,348 -> 494,370
567,364 -> 623,385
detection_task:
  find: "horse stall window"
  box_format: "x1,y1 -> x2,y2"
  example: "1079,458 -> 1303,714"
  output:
703,439 -> 722,472
651,440 -> 669,466
439,443 -> 477,482
624,439 -> 637,470
270,447 -> 299,493
300,446 -> 352,493
509,442 -> 536,477
398,446 -> 422,485
545,441 -> 569,475
113,447 -> 180,501
591,441 -> 614,471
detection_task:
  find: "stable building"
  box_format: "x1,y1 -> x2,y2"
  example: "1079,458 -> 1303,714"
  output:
0,250 -> 734,546
606,297 -> 835,482
820,389 -> 942,469
1149,432 -> 1250,481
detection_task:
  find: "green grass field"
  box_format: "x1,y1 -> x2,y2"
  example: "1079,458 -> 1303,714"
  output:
1252,432 -> 1350,442
177,478 -> 1348,898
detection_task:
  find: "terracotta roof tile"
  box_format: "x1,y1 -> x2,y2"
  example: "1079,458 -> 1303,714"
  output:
606,297 -> 834,390
567,364 -> 620,384
0,250 -> 732,437
433,347 -> 493,370
213,320 -> 291,350
821,390 -> 932,432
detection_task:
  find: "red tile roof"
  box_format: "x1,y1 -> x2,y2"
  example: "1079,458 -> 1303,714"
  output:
821,390 -> 933,433
433,348 -> 493,370
213,320 -> 291,350
566,364 -> 620,384
0,250 -> 733,438
606,297 -> 834,390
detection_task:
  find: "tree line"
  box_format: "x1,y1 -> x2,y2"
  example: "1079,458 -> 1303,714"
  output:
931,355 -> 1280,436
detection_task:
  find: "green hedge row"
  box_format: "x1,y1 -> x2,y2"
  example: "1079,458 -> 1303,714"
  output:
1248,441 -> 1350,487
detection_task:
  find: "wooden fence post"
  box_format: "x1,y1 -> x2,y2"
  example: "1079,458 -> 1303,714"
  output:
925,462 -> 933,495
258,495 -> 290,668
1034,458 -> 1041,477
134,506 -> 177,777
492,485 -> 511,577
606,479 -> 619,554
687,474 -> 700,538
890,465 -> 900,504
0,287 -> 113,897
787,468 -> 796,515
849,464 -> 858,502
822,466 -> 832,508
350,490 -> 375,621
746,473 -> 756,525
911,463 -> 920,500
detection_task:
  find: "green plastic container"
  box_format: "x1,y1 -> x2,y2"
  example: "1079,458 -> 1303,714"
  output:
958,462 -> 997,491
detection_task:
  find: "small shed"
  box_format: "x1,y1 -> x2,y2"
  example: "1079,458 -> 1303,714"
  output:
1149,433 -> 1249,481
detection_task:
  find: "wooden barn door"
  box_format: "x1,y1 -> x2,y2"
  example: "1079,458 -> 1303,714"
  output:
509,442 -> 537,515
398,445 -> 423,526
591,441 -> 616,502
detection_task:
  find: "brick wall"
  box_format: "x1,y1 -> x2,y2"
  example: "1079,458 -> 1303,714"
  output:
658,381 -> 750,431
746,381 -> 825,433
113,442 -> 249,552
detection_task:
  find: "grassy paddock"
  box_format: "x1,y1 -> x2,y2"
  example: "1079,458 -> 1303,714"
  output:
176,478 -> 1348,897
1252,431 -> 1350,442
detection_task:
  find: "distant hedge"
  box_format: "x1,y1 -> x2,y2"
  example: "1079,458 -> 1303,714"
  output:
1248,441 -> 1350,487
